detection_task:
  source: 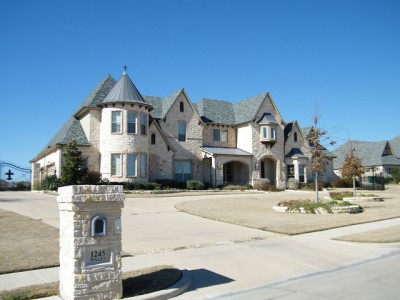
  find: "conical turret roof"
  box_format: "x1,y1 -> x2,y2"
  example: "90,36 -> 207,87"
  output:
99,67 -> 152,110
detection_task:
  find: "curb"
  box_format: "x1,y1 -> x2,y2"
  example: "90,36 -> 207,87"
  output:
31,269 -> 192,300
127,269 -> 192,300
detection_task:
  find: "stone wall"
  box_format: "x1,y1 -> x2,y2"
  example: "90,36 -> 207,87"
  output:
99,104 -> 150,181
202,124 -> 236,148
148,122 -> 175,181
58,185 -> 124,300
161,94 -> 205,181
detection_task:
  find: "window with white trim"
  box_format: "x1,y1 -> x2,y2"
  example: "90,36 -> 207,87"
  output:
126,154 -> 137,177
127,111 -> 137,134
260,125 -> 277,142
111,154 -> 122,176
111,111 -> 122,133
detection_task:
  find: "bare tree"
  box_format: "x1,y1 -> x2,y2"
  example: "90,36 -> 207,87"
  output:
341,147 -> 364,197
306,110 -> 336,203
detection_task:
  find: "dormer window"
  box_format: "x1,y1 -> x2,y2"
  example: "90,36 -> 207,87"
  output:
257,113 -> 278,144
260,125 -> 276,142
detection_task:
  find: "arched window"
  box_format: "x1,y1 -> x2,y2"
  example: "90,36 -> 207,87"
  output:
180,101 -> 184,112
151,133 -> 156,144
294,132 -> 298,142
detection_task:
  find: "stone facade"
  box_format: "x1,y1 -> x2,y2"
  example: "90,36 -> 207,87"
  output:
31,70 -> 338,188
57,185 -> 124,300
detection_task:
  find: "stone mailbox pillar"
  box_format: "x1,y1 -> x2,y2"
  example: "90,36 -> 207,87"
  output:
57,185 -> 125,300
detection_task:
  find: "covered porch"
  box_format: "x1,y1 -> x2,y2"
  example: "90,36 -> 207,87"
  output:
200,147 -> 253,187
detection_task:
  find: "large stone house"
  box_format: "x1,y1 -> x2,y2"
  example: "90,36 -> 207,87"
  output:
333,137 -> 400,178
31,68 -> 336,188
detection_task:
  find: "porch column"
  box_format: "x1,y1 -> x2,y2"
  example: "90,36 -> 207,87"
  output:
211,156 -> 217,187
293,159 -> 299,182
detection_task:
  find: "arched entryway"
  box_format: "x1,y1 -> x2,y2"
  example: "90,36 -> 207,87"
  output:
223,161 -> 249,185
260,157 -> 276,184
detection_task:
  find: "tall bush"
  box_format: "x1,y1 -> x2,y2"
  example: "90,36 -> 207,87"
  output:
61,140 -> 87,186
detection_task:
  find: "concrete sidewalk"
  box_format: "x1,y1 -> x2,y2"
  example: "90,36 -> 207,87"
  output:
1,218 -> 399,299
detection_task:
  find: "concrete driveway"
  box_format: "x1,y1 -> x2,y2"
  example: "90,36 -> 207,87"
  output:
0,190 -> 399,299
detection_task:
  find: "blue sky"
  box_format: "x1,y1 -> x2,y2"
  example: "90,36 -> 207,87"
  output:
1,0 -> 399,168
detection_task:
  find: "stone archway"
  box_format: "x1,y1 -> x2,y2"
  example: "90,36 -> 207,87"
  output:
260,157 -> 277,185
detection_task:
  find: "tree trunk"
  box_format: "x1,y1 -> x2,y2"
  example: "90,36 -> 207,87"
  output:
353,175 -> 357,197
315,172 -> 319,203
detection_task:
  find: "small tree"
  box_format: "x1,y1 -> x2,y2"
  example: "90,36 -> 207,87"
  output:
341,147 -> 364,197
61,140 -> 87,186
307,110 -> 335,203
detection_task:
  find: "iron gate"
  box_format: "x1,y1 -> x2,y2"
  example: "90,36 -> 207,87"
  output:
0,161 -> 31,190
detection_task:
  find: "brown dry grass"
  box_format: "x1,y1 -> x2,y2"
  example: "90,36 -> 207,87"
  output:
0,266 -> 181,299
175,186 -> 400,237
333,225 -> 400,243
0,209 -> 59,274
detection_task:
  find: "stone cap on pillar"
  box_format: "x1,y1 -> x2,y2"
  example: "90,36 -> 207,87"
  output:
57,185 -> 125,204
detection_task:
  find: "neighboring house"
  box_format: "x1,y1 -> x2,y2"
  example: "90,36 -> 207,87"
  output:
333,138 -> 400,178
30,68 -> 336,188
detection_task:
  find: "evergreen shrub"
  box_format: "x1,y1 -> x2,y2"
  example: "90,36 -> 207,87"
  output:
186,180 -> 204,190
41,175 -> 61,191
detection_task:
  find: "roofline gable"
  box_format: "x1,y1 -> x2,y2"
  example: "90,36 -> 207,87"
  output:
260,93 -> 286,126
163,88 -> 205,125
285,120 -> 307,142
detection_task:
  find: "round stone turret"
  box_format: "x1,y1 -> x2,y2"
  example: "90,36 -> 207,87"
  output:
99,68 -> 152,182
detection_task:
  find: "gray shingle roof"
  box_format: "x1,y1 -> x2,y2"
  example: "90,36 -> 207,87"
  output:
390,135 -> 400,158
144,96 -> 163,118
195,99 -> 236,125
333,140 -> 400,169
74,75 -> 116,116
234,93 -> 267,124
194,93 -> 268,125
257,113 -> 277,125
160,89 -> 183,117
31,117 -> 90,161
301,127 -> 312,138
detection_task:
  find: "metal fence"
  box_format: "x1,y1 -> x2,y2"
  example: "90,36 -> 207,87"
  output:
359,175 -> 385,191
